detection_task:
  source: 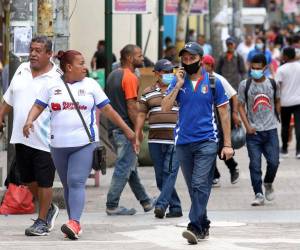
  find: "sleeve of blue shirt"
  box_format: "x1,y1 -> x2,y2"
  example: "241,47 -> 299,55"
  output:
214,78 -> 229,107
265,50 -> 272,64
165,77 -> 177,96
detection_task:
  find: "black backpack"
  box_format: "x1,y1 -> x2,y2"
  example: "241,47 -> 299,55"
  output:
244,78 -> 280,121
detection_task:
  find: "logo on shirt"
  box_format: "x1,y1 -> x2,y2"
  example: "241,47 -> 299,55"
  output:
78,89 -> 86,96
51,103 -> 62,111
253,94 -> 272,113
63,101 -> 87,110
54,89 -> 62,95
201,85 -> 208,94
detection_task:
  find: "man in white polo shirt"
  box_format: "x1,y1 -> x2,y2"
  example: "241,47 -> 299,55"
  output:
0,36 -> 60,236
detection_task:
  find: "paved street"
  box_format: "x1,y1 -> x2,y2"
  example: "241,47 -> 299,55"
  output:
0,137 -> 300,249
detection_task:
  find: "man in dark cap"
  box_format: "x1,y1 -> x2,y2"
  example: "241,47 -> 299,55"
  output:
135,59 -> 182,219
162,42 -> 234,244
216,37 -> 246,91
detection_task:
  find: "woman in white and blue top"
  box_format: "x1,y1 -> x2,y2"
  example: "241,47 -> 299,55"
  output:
23,50 -> 135,240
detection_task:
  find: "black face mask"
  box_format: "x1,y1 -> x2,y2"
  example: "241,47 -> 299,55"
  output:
182,60 -> 201,75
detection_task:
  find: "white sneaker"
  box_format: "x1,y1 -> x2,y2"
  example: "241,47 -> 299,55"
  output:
212,178 -> 220,188
251,193 -> 264,206
264,183 -> 275,201
296,153 -> 300,159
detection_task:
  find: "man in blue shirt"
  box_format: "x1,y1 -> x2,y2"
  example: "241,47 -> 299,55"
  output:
162,42 -> 234,244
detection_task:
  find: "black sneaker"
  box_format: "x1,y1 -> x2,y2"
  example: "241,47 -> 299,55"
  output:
154,207 -> 165,219
46,203 -> 59,231
142,197 -> 156,212
165,211 -> 183,218
25,218 -> 49,236
230,168 -> 239,184
182,224 -> 207,244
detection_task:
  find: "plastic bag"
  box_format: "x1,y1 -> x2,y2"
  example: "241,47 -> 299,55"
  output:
231,126 -> 246,150
0,183 -> 35,215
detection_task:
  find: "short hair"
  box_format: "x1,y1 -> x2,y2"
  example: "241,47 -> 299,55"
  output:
31,35 -> 52,52
251,53 -> 267,66
283,47 -> 296,60
97,40 -> 105,47
165,36 -> 172,44
120,44 -> 138,65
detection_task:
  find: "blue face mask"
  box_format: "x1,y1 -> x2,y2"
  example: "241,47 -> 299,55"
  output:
161,73 -> 175,85
250,69 -> 264,79
255,43 -> 264,50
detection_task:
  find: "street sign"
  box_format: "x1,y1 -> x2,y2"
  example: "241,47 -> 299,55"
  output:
164,0 -> 209,15
113,0 -> 148,14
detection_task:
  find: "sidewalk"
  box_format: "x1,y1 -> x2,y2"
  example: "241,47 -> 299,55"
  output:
0,139 -> 300,249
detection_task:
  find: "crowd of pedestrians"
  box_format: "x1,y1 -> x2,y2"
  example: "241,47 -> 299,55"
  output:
0,21 -> 300,245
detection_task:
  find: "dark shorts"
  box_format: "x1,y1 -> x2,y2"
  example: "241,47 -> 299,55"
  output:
15,144 -> 55,188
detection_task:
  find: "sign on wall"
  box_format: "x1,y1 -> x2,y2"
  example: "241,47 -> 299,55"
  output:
164,0 -> 209,15
113,0 -> 148,14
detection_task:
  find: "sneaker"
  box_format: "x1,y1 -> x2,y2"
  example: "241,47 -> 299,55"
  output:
251,193 -> 265,206
106,206 -> 137,216
25,218 -> 49,236
182,224 -> 208,244
166,211 -> 183,218
264,183 -> 275,201
280,148 -> 289,158
296,153 -> 300,159
61,220 -> 82,240
154,207 -> 165,219
46,203 -> 59,231
212,178 -> 220,187
230,168 -> 239,184
143,197 -> 156,212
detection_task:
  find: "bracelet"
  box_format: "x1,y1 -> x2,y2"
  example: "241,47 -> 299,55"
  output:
223,145 -> 233,148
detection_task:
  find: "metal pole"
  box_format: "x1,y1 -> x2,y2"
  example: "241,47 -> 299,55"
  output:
158,0 -> 164,59
105,0 -> 113,78
136,14 -> 142,48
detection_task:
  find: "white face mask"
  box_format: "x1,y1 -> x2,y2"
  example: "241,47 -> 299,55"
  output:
255,43 -> 264,50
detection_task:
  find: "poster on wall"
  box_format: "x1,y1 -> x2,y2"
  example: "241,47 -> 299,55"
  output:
113,0 -> 148,14
164,0 -> 209,15
13,26 -> 32,56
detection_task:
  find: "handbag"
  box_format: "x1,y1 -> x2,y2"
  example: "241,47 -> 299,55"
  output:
63,79 -> 106,174
0,183 -> 35,214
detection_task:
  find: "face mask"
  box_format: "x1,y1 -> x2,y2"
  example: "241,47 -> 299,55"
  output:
255,43 -> 264,50
250,69 -> 264,79
182,60 -> 201,75
161,73 -> 175,85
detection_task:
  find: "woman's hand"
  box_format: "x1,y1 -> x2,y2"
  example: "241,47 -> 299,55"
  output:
23,121 -> 34,138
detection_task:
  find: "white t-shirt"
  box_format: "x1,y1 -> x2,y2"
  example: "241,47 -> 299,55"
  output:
36,77 -> 110,148
3,62 -> 62,152
213,72 -> 237,99
275,61 -> 300,107
236,42 -> 255,65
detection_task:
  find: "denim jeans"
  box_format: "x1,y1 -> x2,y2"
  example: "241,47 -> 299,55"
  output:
246,128 -> 280,195
176,140 -> 217,233
148,143 -> 182,213
106,129 -> 150,209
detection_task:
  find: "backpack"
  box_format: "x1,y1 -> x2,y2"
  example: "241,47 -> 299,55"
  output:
244,78 -> 280,121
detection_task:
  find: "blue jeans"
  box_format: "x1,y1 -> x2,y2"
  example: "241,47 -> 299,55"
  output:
246,128 -> 280,195
148,143 -> 182,213
176,140 -> 217,232
106,129 -> 150,209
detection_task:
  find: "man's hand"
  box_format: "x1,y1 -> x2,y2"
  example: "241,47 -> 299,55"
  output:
134,138 -> 141,154
0,121 -> 5,133
232,112 -> 241,128
246,126 -> 256,135
220,146 -> 234,161
124,128 -> 136,149
23,122 -> 34,138
175,68 -> 185,89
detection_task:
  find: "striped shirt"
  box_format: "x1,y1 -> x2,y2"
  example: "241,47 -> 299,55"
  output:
139,84 -> 178,144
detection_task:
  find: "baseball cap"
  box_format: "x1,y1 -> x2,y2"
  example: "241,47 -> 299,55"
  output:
226,37 -> 236,45
179,42 -> 204,57
153,59 -> 175,72
202,55 -> 215,65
